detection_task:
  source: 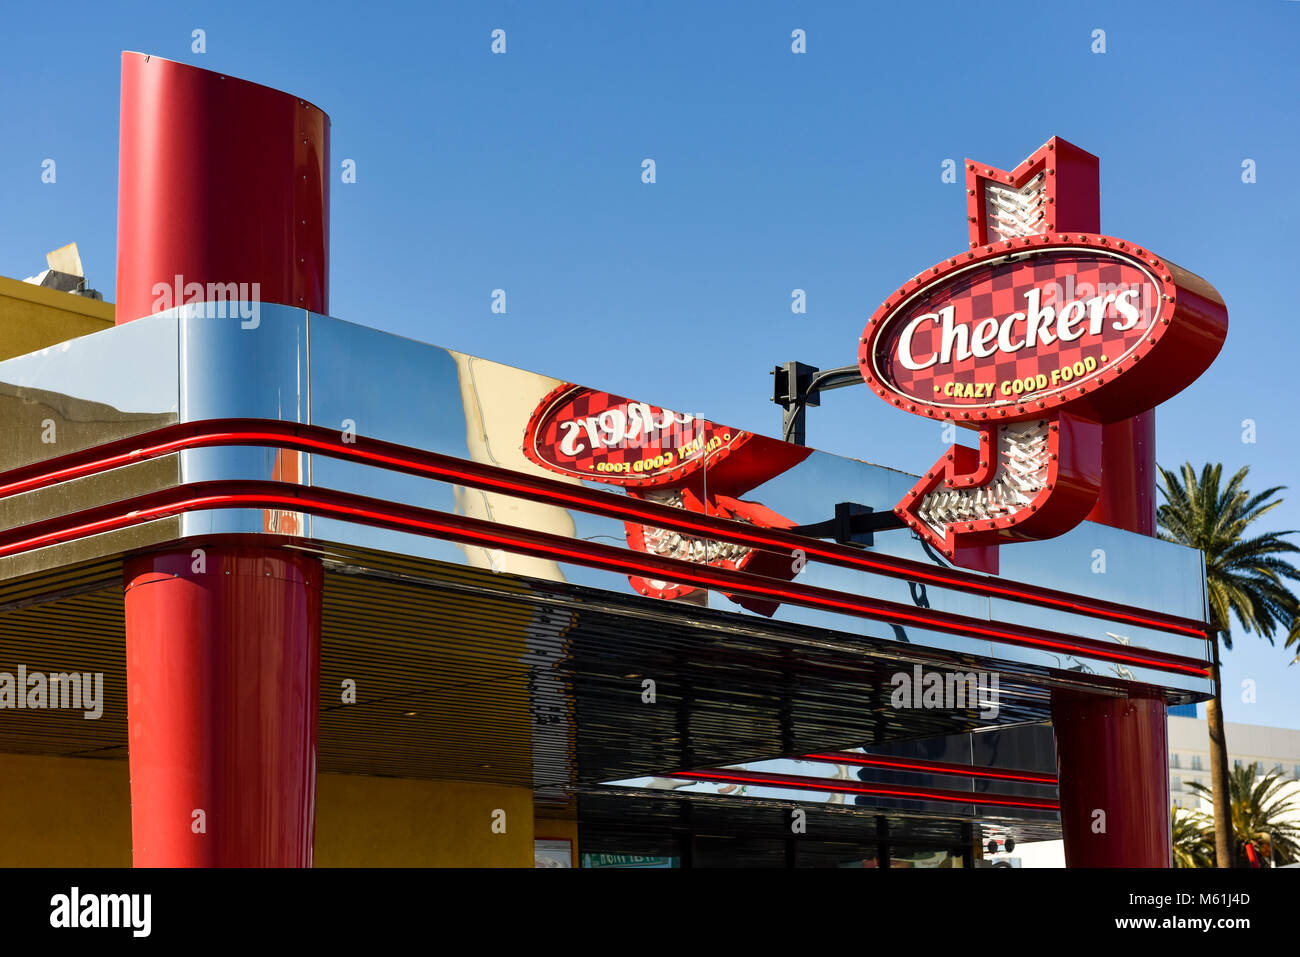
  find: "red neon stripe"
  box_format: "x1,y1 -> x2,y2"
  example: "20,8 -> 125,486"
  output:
669,768 -> 1060,811
0,418 -> 1211,642
0,479 -> 1210,677
800,752 -> 1058,785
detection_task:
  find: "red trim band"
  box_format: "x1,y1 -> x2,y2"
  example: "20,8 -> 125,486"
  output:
0,418 -> 1211,642
0,478 -> 1210,677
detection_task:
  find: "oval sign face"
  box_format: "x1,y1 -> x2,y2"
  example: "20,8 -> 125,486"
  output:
858,237 -> 1225,424
522,383 -> 747,487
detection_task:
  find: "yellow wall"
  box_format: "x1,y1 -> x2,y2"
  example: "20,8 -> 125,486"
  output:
0,754 -> 537,867
0,275 -> 114,361
0,753 -> 132,866
315,773 -> 534,867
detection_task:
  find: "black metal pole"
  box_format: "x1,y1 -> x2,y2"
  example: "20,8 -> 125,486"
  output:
771,361 -> 864,447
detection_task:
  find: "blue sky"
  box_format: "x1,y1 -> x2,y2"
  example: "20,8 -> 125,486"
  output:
2,1 -> 1299,727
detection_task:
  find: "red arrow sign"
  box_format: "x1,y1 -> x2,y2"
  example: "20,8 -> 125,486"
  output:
860,138 -> 1227,569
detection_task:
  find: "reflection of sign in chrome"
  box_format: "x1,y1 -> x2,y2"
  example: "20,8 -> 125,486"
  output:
859,235 -> 1227,561
522,383 -> 748,486
522,383 -> 811,613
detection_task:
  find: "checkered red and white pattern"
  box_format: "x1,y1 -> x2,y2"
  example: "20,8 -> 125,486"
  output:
522,384 -> 745,487
873,251 -> 1157,411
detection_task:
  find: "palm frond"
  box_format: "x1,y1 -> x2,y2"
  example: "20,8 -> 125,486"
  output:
1158,462 -> 1300,644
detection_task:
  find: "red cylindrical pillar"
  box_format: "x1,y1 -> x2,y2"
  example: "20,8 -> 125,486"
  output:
125,545 -> 321,866
116,55 -> 329,866
1041,138 -> 1165,866
1051,691 -> 1171,867
115,52 -> 329,323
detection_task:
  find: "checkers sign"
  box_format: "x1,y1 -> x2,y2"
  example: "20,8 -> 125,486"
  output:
859,235 -> 1226,425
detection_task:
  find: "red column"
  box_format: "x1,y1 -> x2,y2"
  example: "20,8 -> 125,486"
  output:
116,52 -> 329,324
1086,412 -> 1157,535
1036,139 -> 1166,865
125,546 -> 321,866
1037,138 -> 1156,535
1051,691 -> 1172,867
115,55 -> 329,866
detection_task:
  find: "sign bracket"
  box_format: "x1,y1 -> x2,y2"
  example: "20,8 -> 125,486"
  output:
770,361 -> 864,445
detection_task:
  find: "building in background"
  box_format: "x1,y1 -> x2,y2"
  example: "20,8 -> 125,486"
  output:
1169,717 -> 1300,810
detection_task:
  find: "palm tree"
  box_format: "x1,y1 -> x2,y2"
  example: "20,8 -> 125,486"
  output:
1171,806 -> 1215,868
1157,463 -> 1300,868
1186,762 -> 1300,866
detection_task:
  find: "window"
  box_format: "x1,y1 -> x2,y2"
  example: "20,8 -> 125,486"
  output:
1170,754 -> 1180,769
1234,759 -> 1243,770
1172,798 -> 1182,808
1191,755 -> 1202,771
1171,777 -> 1182,791
1294,765 -> 1300,780
1274,763 -> 1284,775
